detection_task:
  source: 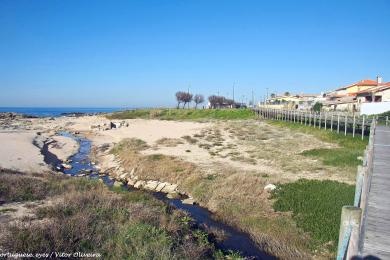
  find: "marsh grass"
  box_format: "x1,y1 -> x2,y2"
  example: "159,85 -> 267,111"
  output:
271,179 -> 355,254
268,121 -> 367,170
107,108 -> 255,121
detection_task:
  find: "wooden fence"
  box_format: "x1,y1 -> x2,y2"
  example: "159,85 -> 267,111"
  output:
254,107 -> 376,139
336,118 -> 376,260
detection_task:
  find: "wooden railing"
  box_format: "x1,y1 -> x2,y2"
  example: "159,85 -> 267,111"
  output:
336,118 -> 377,260
254,107 -> 375,139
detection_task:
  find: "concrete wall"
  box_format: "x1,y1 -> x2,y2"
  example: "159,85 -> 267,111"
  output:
360,102 -> 390,115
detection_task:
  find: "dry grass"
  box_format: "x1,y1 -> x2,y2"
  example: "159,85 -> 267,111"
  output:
0,168 -> 220,259
109,119 -> 359,259
112,139 -> 198,184
155,138 -> 184,147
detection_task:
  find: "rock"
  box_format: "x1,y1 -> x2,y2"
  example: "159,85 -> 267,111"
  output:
127,178 -> 136,186
144,180 -> 159,191
98,179 -> 104,183
161,184 -> 178,193
182,198 -> 195,205
264,184 -> 277,191
166,192 -> 180,199
134,180 -> 146,189
119,172 -> 130,180
113,181 -> 123,187
61,163 -> 72,169
155,182 -> 166,192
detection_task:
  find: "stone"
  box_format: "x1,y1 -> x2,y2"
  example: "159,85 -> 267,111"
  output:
119,172 -> 130,180
134,180 -> 146,189
144,180 -> 159,191
127,178 -> 136,186
61,163 -> 72,169
155,182 -> 166,192
161,183 -> 178,193
264,184 -> 277,191
166,192 -> 180,199
182,198 -> 195,205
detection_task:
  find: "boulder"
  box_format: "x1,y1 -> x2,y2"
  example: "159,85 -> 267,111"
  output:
134,180 -> 146,189
144,180 -> 159,191
166,192 -> 180,199
182,198 -> 195,205
264,184 -> 277,191
61,163 -> 72,169
155,182 -> 166,192
161,184 -> 178,193
119,172 -> 130,180
127,178 -> 136,186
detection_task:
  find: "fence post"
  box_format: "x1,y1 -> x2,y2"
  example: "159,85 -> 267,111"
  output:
353,115 -> 356,138
331,114 -> 334,132
361,116 -> 365,140
345,115 -> 348,136
319,112 -> 321,129
337,114 -> 340,133
325,113 -> 327,130
337,206 -> 362,260
386,116 -> 388,126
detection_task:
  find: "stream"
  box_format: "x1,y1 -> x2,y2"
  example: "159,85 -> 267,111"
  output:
47,132 -> 275,260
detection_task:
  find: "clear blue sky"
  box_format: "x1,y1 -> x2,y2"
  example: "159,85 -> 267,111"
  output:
1,0 -> 389,107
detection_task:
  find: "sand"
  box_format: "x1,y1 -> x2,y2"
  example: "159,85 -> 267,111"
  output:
49,135 -> 79,161
0,131 -> 49,172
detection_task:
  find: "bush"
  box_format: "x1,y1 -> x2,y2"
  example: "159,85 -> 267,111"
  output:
313,102 -> 323,112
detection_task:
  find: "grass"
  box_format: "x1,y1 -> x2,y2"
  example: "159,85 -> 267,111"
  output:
0,168 -> 237,259
107,119 -> 367,258
268,120 -> 368,170
271,179 -> 355,254
107,108 -> 255,121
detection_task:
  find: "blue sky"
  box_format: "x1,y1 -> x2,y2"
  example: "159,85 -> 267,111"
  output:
1,0 -> 389,107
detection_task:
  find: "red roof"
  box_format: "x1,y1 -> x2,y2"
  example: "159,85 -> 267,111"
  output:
336,79 -> 380,91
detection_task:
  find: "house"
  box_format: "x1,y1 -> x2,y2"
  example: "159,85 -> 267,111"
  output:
356,83 -> 390,103
323,76 -> 390,112
265,93 -> 319,110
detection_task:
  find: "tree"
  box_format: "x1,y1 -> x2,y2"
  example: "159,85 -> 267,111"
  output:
270,93 -> 276,98
313,102 -> 323,112
193,94 -> 204,109
284,92 -> 290,96
175,91 -> 186,109
208,95 -> 219,109
181,92 -> 193,109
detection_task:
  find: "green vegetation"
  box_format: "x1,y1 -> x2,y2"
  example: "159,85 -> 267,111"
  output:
271,179 -> 355,253
268,120 -> 367,170
313,102 -> 323,112
0,168 -> 237,259
107,108 -> 255,121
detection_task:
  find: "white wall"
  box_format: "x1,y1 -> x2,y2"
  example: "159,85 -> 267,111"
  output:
360,102 -> 390,115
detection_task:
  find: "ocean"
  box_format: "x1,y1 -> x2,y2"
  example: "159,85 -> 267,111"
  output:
0,107 -> 128,117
